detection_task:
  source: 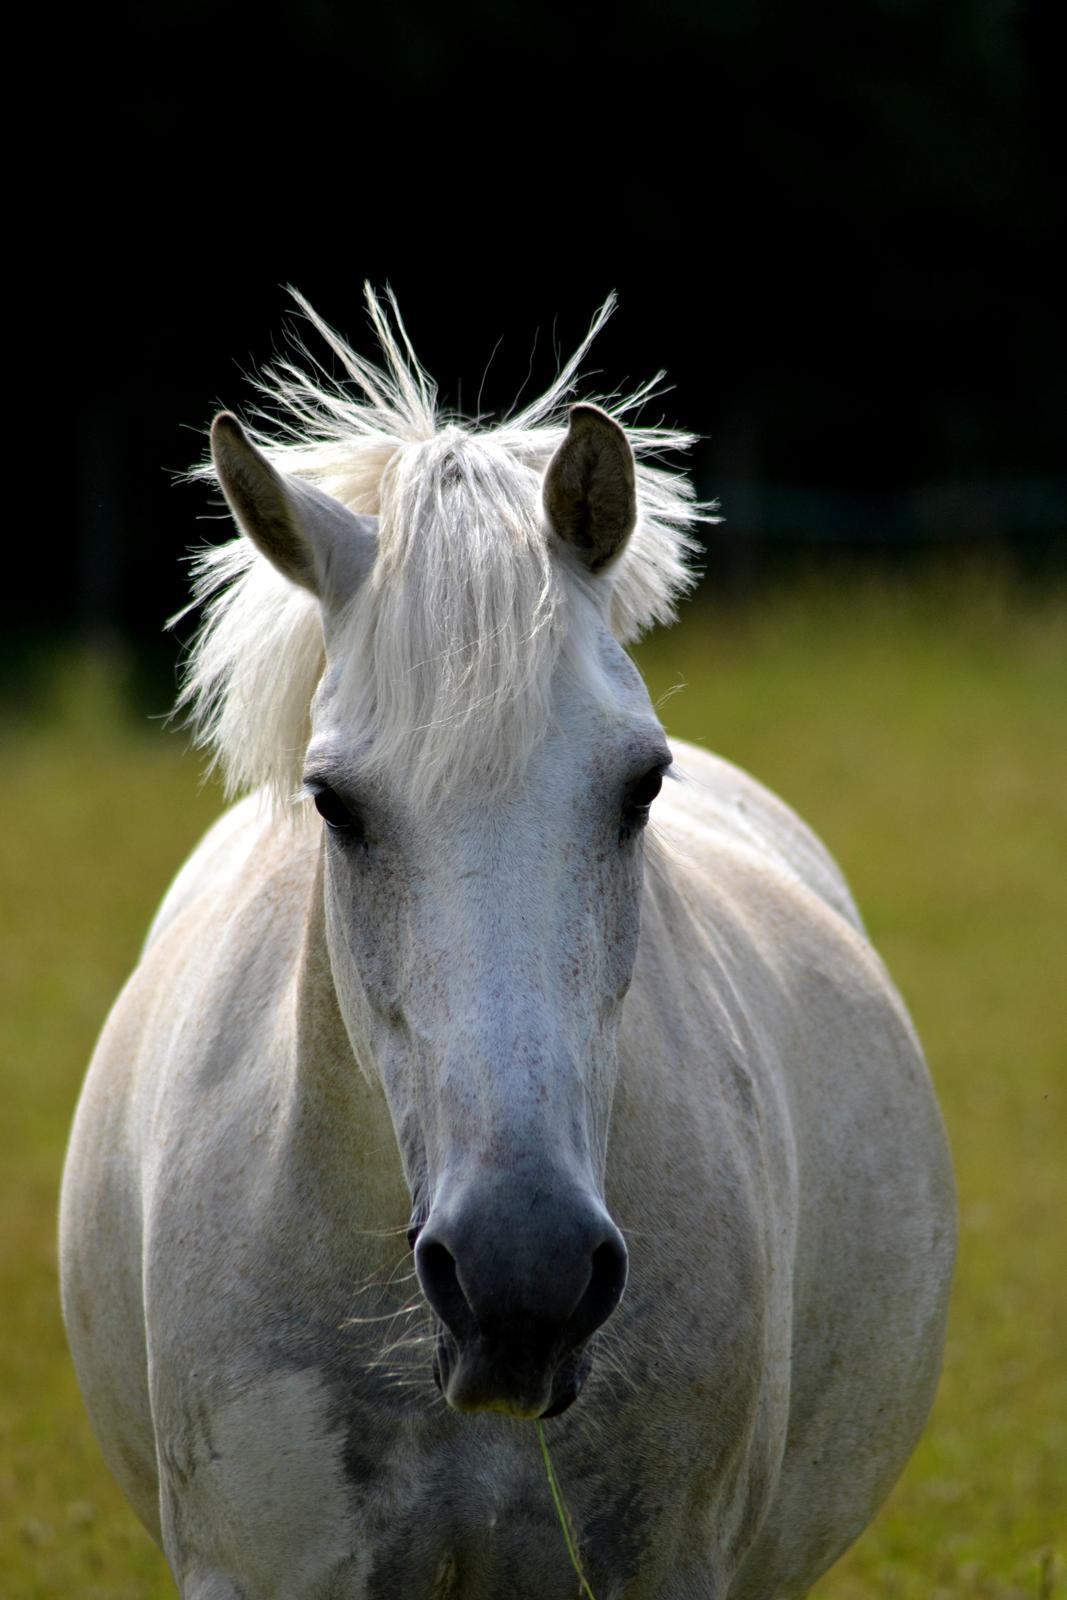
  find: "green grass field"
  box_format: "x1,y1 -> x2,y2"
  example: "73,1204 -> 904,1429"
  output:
2,572 -> 1064,1598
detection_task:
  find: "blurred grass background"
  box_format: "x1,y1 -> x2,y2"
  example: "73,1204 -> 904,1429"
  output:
1,570 -> 1064,1598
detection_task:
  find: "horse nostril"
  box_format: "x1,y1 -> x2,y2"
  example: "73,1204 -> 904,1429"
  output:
569,1234 -> 628,1345
415,1237 -> 478,1341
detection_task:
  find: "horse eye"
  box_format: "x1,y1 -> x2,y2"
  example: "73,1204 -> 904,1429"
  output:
628,768 -> 664,810
620,764 -> 666,841
311,785 -> 363,837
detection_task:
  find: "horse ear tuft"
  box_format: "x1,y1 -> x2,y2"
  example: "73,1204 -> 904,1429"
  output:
543,403 -> 637,572
211,413 -> 317,592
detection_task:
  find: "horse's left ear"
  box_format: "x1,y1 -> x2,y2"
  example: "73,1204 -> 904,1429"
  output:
210,412 -> 375,603
543,404 -> 637,572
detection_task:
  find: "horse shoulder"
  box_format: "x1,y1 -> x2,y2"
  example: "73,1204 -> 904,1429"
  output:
619,755 -> 955,1596
61,803 -> 320,1539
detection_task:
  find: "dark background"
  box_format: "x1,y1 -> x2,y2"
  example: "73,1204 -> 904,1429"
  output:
46,0 -> 1067,680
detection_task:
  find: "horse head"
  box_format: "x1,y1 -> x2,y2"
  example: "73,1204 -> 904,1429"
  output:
210,404 -> 673,1419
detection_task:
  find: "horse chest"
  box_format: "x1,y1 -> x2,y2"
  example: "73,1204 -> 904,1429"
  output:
154,1353 -> 662,1600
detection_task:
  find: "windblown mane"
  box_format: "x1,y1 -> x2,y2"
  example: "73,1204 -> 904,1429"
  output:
176,289 -> 711,808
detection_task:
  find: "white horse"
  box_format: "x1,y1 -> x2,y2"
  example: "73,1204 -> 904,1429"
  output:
61,292 -> 955,1599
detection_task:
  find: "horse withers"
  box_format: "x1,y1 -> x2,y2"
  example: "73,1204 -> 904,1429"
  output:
60,293 -> 956,1598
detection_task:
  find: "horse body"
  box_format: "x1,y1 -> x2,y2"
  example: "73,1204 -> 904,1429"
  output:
60,296 -> 954,1598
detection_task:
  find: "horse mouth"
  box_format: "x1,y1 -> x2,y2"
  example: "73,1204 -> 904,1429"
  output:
432,1329 -> 592,1419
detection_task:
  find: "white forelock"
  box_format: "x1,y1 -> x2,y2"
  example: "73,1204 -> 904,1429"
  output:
174,287 -> 713,808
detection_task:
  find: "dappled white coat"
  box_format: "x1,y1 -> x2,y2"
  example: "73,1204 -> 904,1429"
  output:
60,294 -> 955,1600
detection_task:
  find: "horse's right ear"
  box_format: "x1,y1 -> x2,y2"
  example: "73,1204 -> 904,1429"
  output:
210,413 -> 375,602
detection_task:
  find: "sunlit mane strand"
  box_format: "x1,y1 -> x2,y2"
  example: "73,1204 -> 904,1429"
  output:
174,287 -> 714,809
